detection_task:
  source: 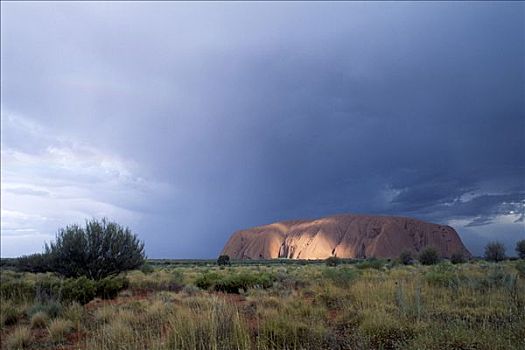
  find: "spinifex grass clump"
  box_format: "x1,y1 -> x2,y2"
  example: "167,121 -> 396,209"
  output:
5,326 -> 32,350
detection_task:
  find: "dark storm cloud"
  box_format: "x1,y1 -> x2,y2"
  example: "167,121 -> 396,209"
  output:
1,2 -> 524,257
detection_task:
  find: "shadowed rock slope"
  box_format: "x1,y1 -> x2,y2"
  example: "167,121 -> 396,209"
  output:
221,214 -> 471,259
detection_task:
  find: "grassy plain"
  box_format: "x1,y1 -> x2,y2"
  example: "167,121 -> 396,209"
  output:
1,259 -> 524,349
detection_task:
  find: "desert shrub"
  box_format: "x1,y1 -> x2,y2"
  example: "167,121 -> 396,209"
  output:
27,300 -> 63,319
16,253 -> 53,273
195,272 -> 274,293
217,255 -> 231,266
424,264 -> 459,288
273,270 -> 308,290
325,256 -> 341,267
484,266 -> 514,288
484,241 -> 506,262
399,251 -> 414,265
195,272 -> 222,290
140,262 -> 155,274
95,276 -> 129,299
214,272 -> 274,294
44,218 -> 145,279
128,270 -> 183,292
516,240 -> 525,259
0,278 -> 35,301
33,275 -> 62,302
450,252 -> 467,264
182,284 -> 200,296
5,326 -> 32,349
2,303 -> 21,326
32,275 -> 98,305
356,258 -> 385,270
465,265 -> 516,293
516,260 -> 525,277
323,267 -> 359,287
48,318 -> 73,343
419,247 -> 440,265
62,276 -> 97,304
30,311 -> 48,329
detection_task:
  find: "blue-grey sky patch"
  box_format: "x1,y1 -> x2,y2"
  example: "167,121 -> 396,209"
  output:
1,1 -> 524,257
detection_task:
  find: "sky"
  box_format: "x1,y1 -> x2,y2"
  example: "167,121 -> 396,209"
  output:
1,2 -> 524,258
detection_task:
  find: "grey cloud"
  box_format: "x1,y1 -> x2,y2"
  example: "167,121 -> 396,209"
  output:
4,187 -> 50,197
1,2 -> 524,257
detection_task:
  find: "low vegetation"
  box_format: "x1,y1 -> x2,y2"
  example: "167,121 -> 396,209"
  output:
1,257 -> 524,349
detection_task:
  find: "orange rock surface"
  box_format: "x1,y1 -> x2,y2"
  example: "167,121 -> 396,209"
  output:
221,214 -> 471,259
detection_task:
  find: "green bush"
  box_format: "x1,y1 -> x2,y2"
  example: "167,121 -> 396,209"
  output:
217,255 -> 231,266
140,263 -> 154,274
195,272 -> 222,290
356,258 -> 385,270
214,272 -> 274,294
399,251 -> 413,265
484,241 -> 506,262
325,256 -> 341,267
42,218 -> 145,279
95,276 -> 129,299
62,277 -> 97,304
195,272 -> 274,293
450,252 -> 467,264
419,247 -> 440,265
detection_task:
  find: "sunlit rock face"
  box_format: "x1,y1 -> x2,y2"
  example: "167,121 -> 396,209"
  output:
221,214 -> 471,259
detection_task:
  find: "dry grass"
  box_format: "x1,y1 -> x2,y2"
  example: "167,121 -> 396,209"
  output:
5,326 -> 32,349
47,318 -> 73,343
2,260 -> 524,349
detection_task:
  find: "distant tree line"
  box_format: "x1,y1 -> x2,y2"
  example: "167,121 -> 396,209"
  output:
319,239 -> 525,267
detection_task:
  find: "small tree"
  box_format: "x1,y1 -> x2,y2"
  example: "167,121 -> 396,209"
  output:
450,251 -> 466,264
516,240 -> 525,259
45,218 -> 145,279
325,256 -> 341,267
419,247 -> 439,265
399,250 -> 413,265
217,255 -> 230,266
484,241 -> 506,262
